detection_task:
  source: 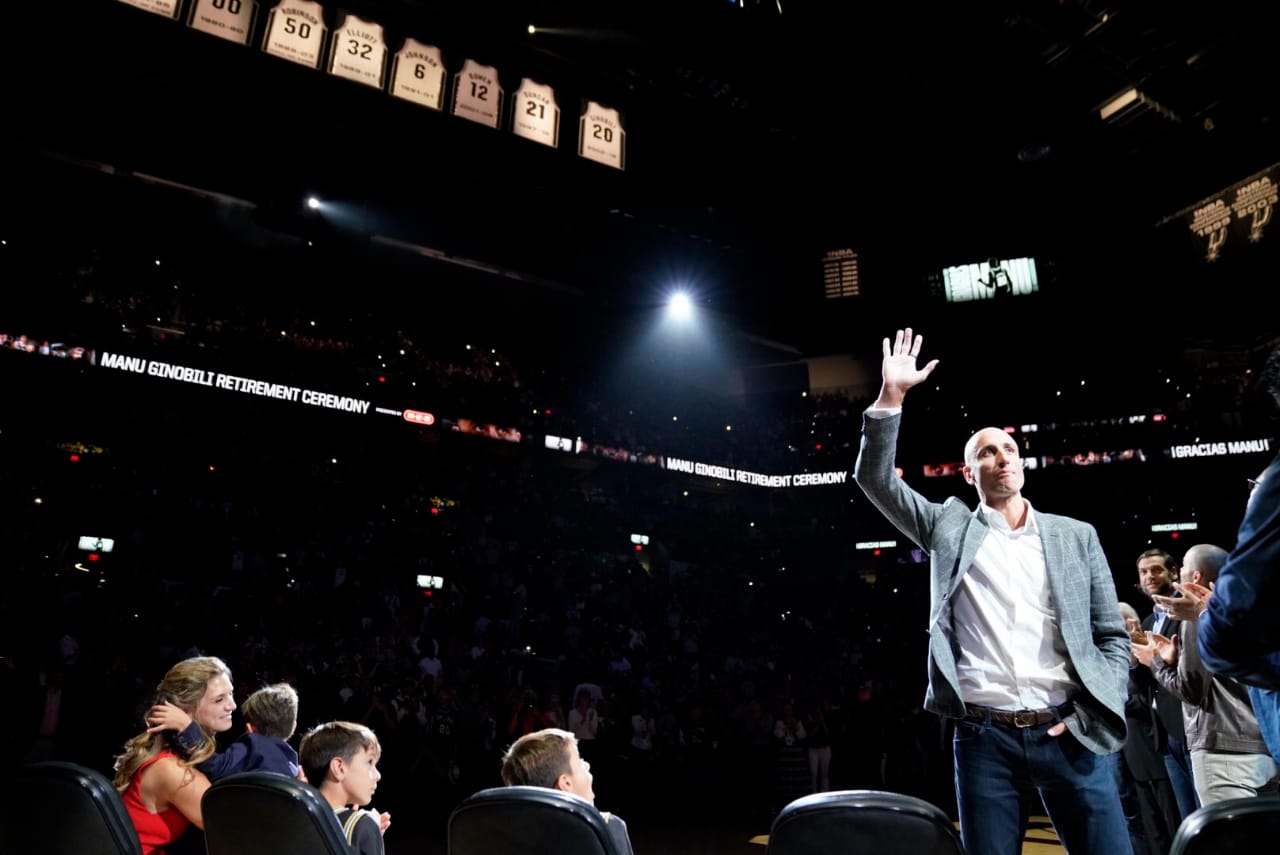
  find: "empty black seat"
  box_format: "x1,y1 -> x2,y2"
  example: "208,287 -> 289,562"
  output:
767,789 -> 965,855
0,760 -> 143,855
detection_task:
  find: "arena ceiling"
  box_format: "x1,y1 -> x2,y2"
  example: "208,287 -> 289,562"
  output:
5,1 -> 1279,354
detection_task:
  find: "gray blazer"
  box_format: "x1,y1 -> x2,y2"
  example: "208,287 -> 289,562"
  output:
854,412 -> 1129,755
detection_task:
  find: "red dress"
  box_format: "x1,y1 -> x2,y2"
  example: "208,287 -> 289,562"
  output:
121,751 -> 193,854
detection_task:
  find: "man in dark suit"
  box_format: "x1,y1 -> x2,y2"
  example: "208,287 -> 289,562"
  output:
1130,549 -> 1199,820
1118,603 -> 1182,855
854,328 -> 1131,855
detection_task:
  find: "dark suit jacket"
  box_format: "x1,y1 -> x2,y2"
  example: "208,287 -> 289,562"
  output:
1141,610 -> 1188,746
1123,667 -> 1172,780
854,412 -> 1129,754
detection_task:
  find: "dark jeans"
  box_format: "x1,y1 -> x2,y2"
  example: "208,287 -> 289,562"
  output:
954,713 -> 1133,855
1162,735 -> 1200,820
1112,752 -> 1152,855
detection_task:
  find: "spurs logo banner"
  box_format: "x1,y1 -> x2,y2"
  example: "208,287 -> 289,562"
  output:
1183,162 -> 1279,261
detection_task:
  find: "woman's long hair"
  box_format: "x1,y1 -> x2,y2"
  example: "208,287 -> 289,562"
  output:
112,656 -> 232,790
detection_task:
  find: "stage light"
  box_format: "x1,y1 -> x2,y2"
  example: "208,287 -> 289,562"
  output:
527,24 -> 536,34
667,291 -> 693,321
306,196 -> 321,210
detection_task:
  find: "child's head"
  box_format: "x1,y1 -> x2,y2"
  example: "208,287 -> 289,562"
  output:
241,683 -> 299,740
300,721 -> 381,806
500,728 -> 594,803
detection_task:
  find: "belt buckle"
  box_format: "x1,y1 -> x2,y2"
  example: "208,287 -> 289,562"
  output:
1012,709 -> 1036,728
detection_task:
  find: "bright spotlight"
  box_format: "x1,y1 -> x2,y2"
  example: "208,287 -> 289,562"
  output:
306,196 -> 321,210
667,292 -> 693,321
527,23 -> 536,35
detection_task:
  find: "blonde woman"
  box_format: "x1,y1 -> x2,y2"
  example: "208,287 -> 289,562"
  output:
113,657 -> 236,854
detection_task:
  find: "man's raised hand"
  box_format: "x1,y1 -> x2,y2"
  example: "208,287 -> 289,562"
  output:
877,327 -> 940,407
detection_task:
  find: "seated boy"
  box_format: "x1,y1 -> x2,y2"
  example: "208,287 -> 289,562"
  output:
501,727 -> 635,855
299,720 -> 390,855
148,682 -> 300,779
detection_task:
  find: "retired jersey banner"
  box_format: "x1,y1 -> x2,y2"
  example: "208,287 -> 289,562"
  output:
511,78 -> 560,148
578,101 -> 624,170
263,0 -> 326,69
451,59 -> 502,128
390,39 -> 446,110
188,0 -> 257,45
1181,162 -> 1279,262
328,13 -> 387,88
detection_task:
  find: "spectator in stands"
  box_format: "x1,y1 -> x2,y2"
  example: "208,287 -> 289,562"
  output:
113,656 -> 235,855
568,688 -> 599,762
508,688 -> 542,740
1128,549 -> 1198,819
500,728 -> 635,855
539,692 -> 568,730
1116,602 -> 1179,855
803,696 -> 835,793
300,721 -> 390,855
854,328 -> 1130,855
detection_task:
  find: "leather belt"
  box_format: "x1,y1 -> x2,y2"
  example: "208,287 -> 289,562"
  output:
963,702 -> 1070,728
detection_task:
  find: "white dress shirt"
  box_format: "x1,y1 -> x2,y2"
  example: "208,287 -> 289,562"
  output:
953,503 -> 1078,709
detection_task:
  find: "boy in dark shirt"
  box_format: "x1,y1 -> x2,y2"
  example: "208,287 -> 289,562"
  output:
148,682 -> 300,779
